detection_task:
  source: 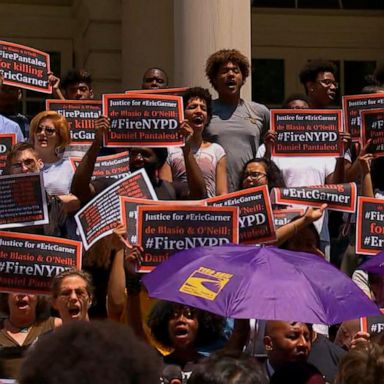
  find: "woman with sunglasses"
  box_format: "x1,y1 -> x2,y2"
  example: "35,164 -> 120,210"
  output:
29,111 -> 74,195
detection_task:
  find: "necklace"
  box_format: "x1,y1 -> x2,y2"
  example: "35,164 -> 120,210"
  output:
6,319 -> 33,333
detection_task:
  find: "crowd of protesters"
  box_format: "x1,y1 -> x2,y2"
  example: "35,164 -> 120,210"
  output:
1,48 -> 384,384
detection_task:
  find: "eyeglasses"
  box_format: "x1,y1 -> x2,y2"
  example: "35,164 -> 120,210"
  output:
10,158 -> 37,170
36,125 -> 56,136
316,79 -> 338,88
244,171 -> 267,180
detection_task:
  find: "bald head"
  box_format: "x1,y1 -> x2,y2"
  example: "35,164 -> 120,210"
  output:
264,321 -> 312,369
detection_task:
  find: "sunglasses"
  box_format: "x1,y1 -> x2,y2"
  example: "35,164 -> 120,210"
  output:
36,125 -> 56,136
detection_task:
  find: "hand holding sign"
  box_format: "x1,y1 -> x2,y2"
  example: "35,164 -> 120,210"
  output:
179,120 -> 193,145
263,130 -> 277,159
304,203 -> 328,223
95,115 -> 110,146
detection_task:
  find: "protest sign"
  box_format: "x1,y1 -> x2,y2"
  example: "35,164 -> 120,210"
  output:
0,231 -> 82,294
70,151 -> 130,180
273,183 -> 357,213
126,87 -> 188,96
46,100 -> 102,145
0,133 -> 16,175
120,197 -> 206,246
360,108 -> 384,157
273,208 -> 305,228
0,173 -> 48,229
0,40 -> 51,93
75,169 -> 157,250
356,197 -> 384,255
137,205 -> 238,272
342,93 -> 384,140
270,109 -> 342,157
206,186 -> 275,244
102,93 -> 184,147
360,309 -> 384,334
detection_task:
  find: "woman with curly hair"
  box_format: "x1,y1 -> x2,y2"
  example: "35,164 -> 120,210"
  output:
147,301 -> 225,376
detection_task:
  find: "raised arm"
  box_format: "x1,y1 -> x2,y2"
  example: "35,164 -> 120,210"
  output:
273,204 -> 327,246
180,120 -> 207,200
70,116 -> 108,203
48,72 -> 65,100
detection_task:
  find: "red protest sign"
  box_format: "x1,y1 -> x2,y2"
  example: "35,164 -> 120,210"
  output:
273,183 -> 357,213
360,309 -> 384,334
46,100 -> 102,145
356,196 -> 384,255
120,197 -> 206,246
0,173 -> 48,229
206,186 -> 276,244
75,169 -> 157,250
271,109 -> 343,157
0,231 -> 82,294
273,208 -> 305,228
0,40 -> 51,93
342,93 -> 384,141
70,151 -> 130,181
126,87 -> 188,96
360,108 -> 384,157
0,133 -> 16,175
102,93 -> 184,147
137,205 -> 239,272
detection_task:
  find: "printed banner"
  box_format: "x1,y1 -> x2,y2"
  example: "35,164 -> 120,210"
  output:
273,208 -> 305,228
0,173 -> 48,229
102,93 -> 184,147
360,108 -> 384,157
125,87 -> 188,96
206,186 -> 276,244
273,183 -> 357,213
356,197 -> 384,255
342,93 -> 384,140
120,197 -> 206,246
0,40 -> 51,93
137,205 -> 239,272
46,100 -> 102,145
70,151 -> 130,180
75,169 -> 157,250
360,309 -> 384,335
0,133 -> 16,175
270,109 -> 343,157
0,231 -> 82,294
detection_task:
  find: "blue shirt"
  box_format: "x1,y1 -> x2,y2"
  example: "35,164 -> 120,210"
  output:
0,114 -> 24,143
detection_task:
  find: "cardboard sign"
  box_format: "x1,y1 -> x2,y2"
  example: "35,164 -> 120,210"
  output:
273,183 -> 357,213
70,151 -> 130,180
46,100 -> 102,145
270,109 -> 343,157
206,186 -> 276,244
360,108 -> 384,157
120,197 -> 206,246
75,169 -> 157,250
360,309 -> 384,334
0,133 -> 16,175
0,40 -> 51,93
273,208 -> 305,228
137,205 -> 239,272
0,231 -> 82,294
102,93 -> 184,147
356,197 -> 384,255
0,173 -> 48,229
125,87 -> 188,96
342,93 -> 384,140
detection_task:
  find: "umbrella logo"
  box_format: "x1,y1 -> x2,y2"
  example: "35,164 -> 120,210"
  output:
179,266 -> 233,300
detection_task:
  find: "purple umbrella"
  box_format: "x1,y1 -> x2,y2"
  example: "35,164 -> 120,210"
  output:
360,251 -> 384,275
142,245 -> 380,324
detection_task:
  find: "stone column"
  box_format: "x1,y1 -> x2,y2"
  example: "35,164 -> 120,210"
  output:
121,0 -> 174,91
173,0 -> 252,99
